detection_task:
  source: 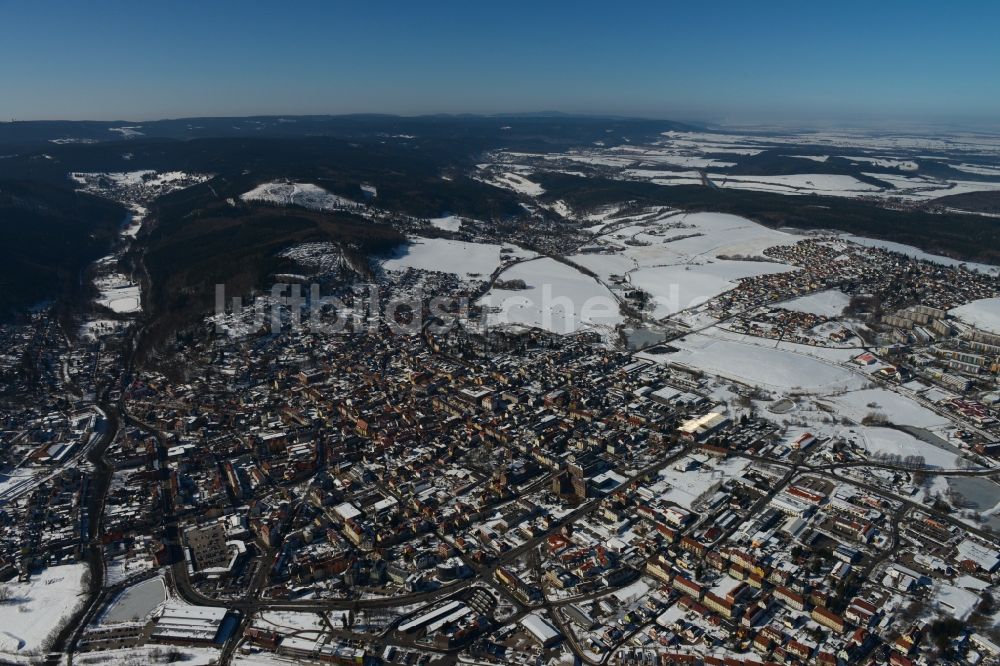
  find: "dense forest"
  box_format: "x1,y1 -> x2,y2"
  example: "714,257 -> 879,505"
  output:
0,181 -> 125,317
140,182 -> 405,349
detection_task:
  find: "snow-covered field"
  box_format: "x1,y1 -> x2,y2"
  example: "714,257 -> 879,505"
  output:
75,645 -> 221,666
629,259 -> 795,318
0,467 -> 44,502
841,155 -> 919,170
622,169 -> 704,186
95,274 -> 141,313
381,238 -> 535,280
705,325 -> 862,362
654,128 -> 1000,157
0,563 -> 89,655
951,163 -> 1000,176
476,171 -> 544,196
709,173 -> 882,197
859,171 -> 1000,201
567,211 -> 800,321
493,128 -> 1000,208
254,610 -> 326,633
79,319 -> 126,341
479,257 -> 624,335
108,126 -> 144,138
950,298 -> 1000,334
640,334 -> 865,392
820,388 -> 949,430
232,652 -> 306,666
854,426 -> 961,469
778,289 -> 851,317
428,215 -> 464,231
575,211 -> 799,267
614,154 -> 736,169
241,181 -> 358,210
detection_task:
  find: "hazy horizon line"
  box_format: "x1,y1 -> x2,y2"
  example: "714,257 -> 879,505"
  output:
5,110 -> 1000,135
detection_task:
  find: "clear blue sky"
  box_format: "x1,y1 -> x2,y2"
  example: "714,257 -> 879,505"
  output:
3,0 -> 998,124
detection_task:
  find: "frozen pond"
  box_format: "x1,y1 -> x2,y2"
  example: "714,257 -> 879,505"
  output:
948,476 -> 1000,510
946,475 -> 1000,530
624,327 -> 667,351
101,577 -> 166,624
900,426 -> 1000,529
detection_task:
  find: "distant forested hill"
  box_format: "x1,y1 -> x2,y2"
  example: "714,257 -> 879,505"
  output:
535,173 -> 1000,264
0,181 -> 124,316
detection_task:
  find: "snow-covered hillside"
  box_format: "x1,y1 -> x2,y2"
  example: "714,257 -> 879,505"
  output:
241,181 -> 359,210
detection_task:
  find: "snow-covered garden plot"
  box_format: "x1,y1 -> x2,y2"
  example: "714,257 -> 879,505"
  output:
381,238 -> 535,281
640,334 -> 865,392
0,563 -> 89,655
777,289 -> 851,317
479,257 -> 624,335
950,298 -> 1000,334
240,181 -> 358,210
